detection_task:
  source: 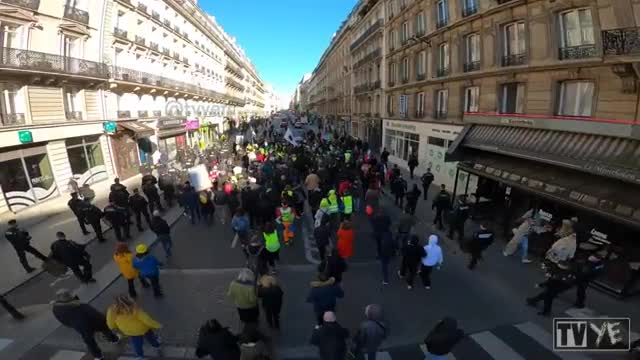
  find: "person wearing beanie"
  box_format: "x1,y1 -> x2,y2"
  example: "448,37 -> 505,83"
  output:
310,311 -> 349,360
132,244 -> 163,298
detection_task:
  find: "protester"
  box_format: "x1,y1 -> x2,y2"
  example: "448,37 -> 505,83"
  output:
276,200 -> 297,246
4,219 -> 47,273
133,244 -> 163,298
421,235 -> 443,289
408,153 -> 419,179
50,231 -> 95,283
421,169 -> 435,201
106,294 -> 163,358
398,235 -> 426,289
306,273 -> 344,326
313,215 -> 331,262
262,222 -> 280,273
257,274 -> 284,329
150,210 -> 173,258
370,208 -> 391,258
391,174 -> 407,208
311,311 -> 349,360
68,192 -> 90,235
405,184 -> 421,215
432,185 -> 451,231
142,177 -> 164,214
336,219 -> 354,261
114,242 -> 149,298
354,304 -> 387,360
320,249 -> 348,284
227,269 -> 259,325
181,182 -> 201,224
379,230 -> 397,285
195,319 -> 240,360
232,208 -> 251,250
103,201 -> 131,241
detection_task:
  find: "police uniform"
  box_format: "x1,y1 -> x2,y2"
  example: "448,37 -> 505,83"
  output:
103,204 -> 130,241
5,226 -> 47,272
448,197 -> 470,241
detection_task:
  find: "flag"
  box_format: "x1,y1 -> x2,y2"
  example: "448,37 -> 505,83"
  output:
284,128 -> 299,146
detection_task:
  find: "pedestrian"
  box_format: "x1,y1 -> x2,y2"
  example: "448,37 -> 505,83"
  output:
50,231 -> 95,283
467,223 -> 495,270
106,294 -> 163,358
379,230 -> 398,286
195,319 -> 240,360
182,182 -> 201,224
526,261 -> 575,316
370,208 -> 391,258
573,255 -> 604,309
262,222 -> 280,274
310,311 -> 349,360
198,189 -> 215,225
353,304 -> 387,360
158,171 -> 176,207
4,219 -> 47,273
421,169 -> 434,201
257,274 -> 283,329
227,269 -> 259,325
351,178 -> 363,213
336,219 -> 354,261
408,153 -> 419,179
114,242 -> 149,298
276,201 -> 297,246
133,244 -> 163,298
238,324 -> 272,360
405,184 -> 421,215
110,177 -> 127,193
214,185 -> 229,225
423,317 -> 464,360
420,235 -> 443,289
68,192 -> 90,235
380,148 -> 389,165
103,201 -> 131,241
306,273 -> 344,326
52,289 -> 120,360
150,210 -> 173,259
431,185 -> 451,231
232,208 -> 251,250
502,217 -> 533,263
142,179 -> 164,214
0,295 -> 25,320
313,216 -> 331,263
320,249 -> 348,284
398,235 -> 426,289
130,188 -> 151,232
546,223 -> 577,265
80,199 -> 105,242
448,195 -> 470,242
391,174 -> 407,208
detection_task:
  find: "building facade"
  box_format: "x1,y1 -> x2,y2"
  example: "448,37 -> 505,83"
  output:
0,0 -> 264,214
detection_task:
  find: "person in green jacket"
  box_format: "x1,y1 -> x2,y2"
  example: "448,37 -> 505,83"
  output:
227,269 -> 259,325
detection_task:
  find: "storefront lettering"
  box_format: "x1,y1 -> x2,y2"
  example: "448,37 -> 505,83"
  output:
583,163 -> 639,183
500,118 -> 535,126
31,175 -> 52,185
387,121 -> 417,132
157,118 -> 186,129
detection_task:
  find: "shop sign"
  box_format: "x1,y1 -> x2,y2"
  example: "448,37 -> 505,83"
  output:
103,121 -> 116,133
589,228 -> 609,244
500,117 -> 535,127
185,119 -> 200,130
386,120 -> 417,132
157,118 -> 186,129
18,130 -> 33,144
583,163 -> 640,184
538,209 -> 553,222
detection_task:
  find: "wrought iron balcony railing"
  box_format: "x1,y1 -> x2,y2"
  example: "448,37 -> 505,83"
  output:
502,53 -> 527,66
436,67 -> 450,77
172,51 -> 180,60
136,3 -> 147,14
113,28 -> 128,40
164,19 -> 171,27
117,110 -> 131,119
134,36 -> 146,47
602,27 -> 640,55
63,5 -> 89,25
350,19 -> 384,51
559,44 -> 597,60
353,48 -> 382,68
137,110 -> 149,118
1,113 -> 26,127
0,47 -> 110,78
436,18 -> 448,29
434,110 -> 448,119
2,0 -> 40,10
152,110 -> 162,117
462,4 -> 478,17
463,61 -> 480,72
162,47 -> 170,56
65,111 -> 83,121
149,42 -> 159,51
151,11 -> 160,21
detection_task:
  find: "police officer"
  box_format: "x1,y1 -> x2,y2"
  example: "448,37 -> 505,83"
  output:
573,255 -> 604,309
129,188 -> 151,232
4,219 -> 47,272
468,223 -> 494,270
158,171 -> 176,207
110,177 -> 127,193
80,199 -> 105,242
67,192 -> 90,235
103,202 -> 130,241
527,260 -> 575,316
142,178 -> 163,214
432,184 -> 451,231
421,168 -> 435,201
448,195 -> 470,241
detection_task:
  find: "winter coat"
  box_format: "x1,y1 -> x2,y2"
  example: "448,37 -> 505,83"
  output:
195,326 -> 240,360
150,216 -> 171,235
306,278 -> 344,315
425,317 -> 464,356
313,224 -> 331,249
379,232 -> 398,259
133,254 -> 161,277
336,228 -> 354,259
142,182 -> 160,201
355,319 -> 387,354
231,215 -> 250,234
106,307 -> 161,336
310,322 -> 349,360
402,243 -> 427,267
50,239 -> 88,266
432,191 -> 451,211
321,255 -> 347,283
182,190 -> 199,209
546,233 -> 577,264
80,205 -> 103,224
257,285 -> 283,313
129,194 -> 148,212
422,235 -> 443,267
227,280 -> 258,309
370,212 -> 391,233
114,252 -> 139,280
53,300 -> 107,333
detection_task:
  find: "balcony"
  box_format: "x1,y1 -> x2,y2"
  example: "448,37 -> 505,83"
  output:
0,47 -> 110,78
183,32 -> 189,40
149,42 -> 159,51
436,18 -> 448,29
162,47 -> 170,56
65,111 -> 83,121
164,19 -> 171,28
63,5 -> 89,25
152,110 -> 162,117
225,77 -> 245,91
436,67 -> 450,77
172,51 -> 180,60
463,61 -> 480,72
415,110 -> 425,118
134,36 -> 146,47
388,80 -> 395,87
117,110 -> 131,119
434,110 -> 448,119
353,48 -> 382,68
502,53 -> 527,66
113,28 -> 128,40
1,113 -> 26,127
174,25 -> 181,34
602,27 -> 640,55
182,57 -> 189,65
115,0 -> 132,5
462,4 -> 478,17
136,2 -> 147,14
350,19 -> 384,51
151,11 -> 160,21
2,0 -> 40,10
370,80 -> 381,90
137,110 -> 149,118
559,44 -> 597,60
225,62 -> 243,77
416,73 -> 426,81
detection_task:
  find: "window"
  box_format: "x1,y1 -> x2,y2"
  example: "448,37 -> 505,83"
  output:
499,83 -> 525,114
389,63 -> 396,84
416,51 -> 426,78
437,43 -> 449,76
62,34 -> 83,58
504,21 -> 526,56
67,0 -> 89,10
560,9 -> 594,47
464,33 -> 480,71
387,94 -> 394,115
462,0 -> 478,16
389,29 -> 396,49
415,12 -> 426,35
428,136 -> 446,147
65,135 -> 106,184
401,21 -> 409,44
402,57 -> 409,81
436,0 -> 449,27
399,94 -> 408,118
435,89 -> 448,118
558,81 -> 594,116
0,84 -> 25,126
387,1 -> 394,19
415,92 -> 425,117
385,129 -> 420,161
0,22 -> 21,49
464,86 -> 479,113
64,87 -> 83,120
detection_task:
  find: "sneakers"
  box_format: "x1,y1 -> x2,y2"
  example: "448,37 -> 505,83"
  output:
407,285 -> 413,290
502,251 -> 509,257
522,258 -> 533,264
424,286 -> 431,290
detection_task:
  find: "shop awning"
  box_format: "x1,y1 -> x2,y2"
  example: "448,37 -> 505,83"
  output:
448,124 -> 640,185
117,121 -> 154,137
157,128 -> 186,138
459,151 -> 640,229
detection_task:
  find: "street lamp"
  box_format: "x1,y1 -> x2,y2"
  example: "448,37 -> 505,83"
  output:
407,35 -> 431,47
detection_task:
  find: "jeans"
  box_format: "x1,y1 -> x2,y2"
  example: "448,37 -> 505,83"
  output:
127,276 -> 149,298
380,257 -> 390,283
420,265 -> 434,287
186,206 -> 201,224
146,274 -> 163,297
130,330 -> 160,357
15,245 -> 47,271
157,234 -> 172,257
353,197 -> 361,212
519,235 -> 529,259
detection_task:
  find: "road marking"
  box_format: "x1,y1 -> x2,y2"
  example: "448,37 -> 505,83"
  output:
515,322 -> 590,360
0,338 -> 13,352
420,343 -> 456,359
470,331 -> 525,360
50,350 -> 86,360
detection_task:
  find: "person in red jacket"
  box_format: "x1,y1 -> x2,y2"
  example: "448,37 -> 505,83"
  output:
336,220 -> 354,260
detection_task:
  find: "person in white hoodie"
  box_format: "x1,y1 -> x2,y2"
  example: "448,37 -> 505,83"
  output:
420,235 -> 443,289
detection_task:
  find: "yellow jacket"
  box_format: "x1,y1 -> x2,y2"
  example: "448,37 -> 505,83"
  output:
113,253 -> 139,280
106,307 -> 162,336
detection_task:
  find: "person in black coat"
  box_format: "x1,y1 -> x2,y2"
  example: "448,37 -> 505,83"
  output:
391,175 -> 407,208
150,211 -> 173,258
320,249 -> 347,284
4,219 -> 47,272
468,223 -> 495,270
80,199 -> 105,242
129,188 -> 151,232
370,209 -> 392,258
257,275 -> 284,329
50,232 -> 95,283
448,195 -> 470,241
142,180 -> 164,214
432,184 -> 451,231
379,230 -> 398,285
181,182 -> 201,225
314,219 -> 331,263
195,319 -> 240,360
573,255 -> 604,309
68,192 -> 90,235
310,311 -> 349,360
103,201 -> 130,241
405,184 -> 421,216
158,172 -> 176,207
421,169 -> 435,201
408,153 -> 419,179
52,289 -> 119,359
398,235 -> 427,289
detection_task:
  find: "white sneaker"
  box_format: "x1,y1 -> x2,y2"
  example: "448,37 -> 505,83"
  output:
382,281 -> 389,285
522,259 -> 533,264
425,286 -> 431,290
407,285 -> 413,290
502,251 -> 508,257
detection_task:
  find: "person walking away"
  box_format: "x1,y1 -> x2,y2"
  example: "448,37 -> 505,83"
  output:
142,179 -> 164,214
199,189 -> 216,225
53,289 -> 120,360
325,189 -> 340,239
103,201 -> 131,241
311,311 -> 349,360
398,235 -> 426,289
354,304 -> 387,360
351,178 -> 363,213
391,175 -> 407,208
421,235 -> 443,289
80,199 -> 105,242
370,208 -> 391,258
68,192 -> 90,235
405,184 -> 421,215
276,201 -> 297,246
129,188 -> 151,232
308,187 -> 323,217
158,171 -> 176,207
314,216 -> 331,263
181,182 -> 201,224
336,220 -> 354,261
149,210 -> 173,259
239,324 -> 272,360
195,319 -> 240,360
133,244 -> 163,298
379,230 -> 398,285
448,195 -> 470,242
114,243 -> 149,298
247,236 -> 269,276
214,186 -> 229,225
320,249 -> 347,284
4,219 -> 47,273
408,153 -> 419,179
421,169 -> 434,201
106,294 -> 162,358
339,188 -> 353,220
257,274 -> 283,329
432,185 -> 451,231
51,231 -> 95,283
380,148 -> 390,165
423,317 -> 464,360
573,255 -> 604,309
227,269 -> 259,325
232,209 -> 251,250
526,260 -> 575,316
467,223 -> 495,270
262,222 -> 280,274
307,273 -> 344,326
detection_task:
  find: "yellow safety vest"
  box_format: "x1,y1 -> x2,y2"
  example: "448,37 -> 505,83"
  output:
327,193 -> 339,214
264,231 -> 280,252
320,198 -> 330,210
341,195 -> 353,214
279,206 -> 293,223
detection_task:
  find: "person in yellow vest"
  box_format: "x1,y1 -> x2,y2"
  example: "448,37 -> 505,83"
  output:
262,222 -> 280,274
276,201 -> 298,246
340,190 -> 353,221
325,189 -> 340,239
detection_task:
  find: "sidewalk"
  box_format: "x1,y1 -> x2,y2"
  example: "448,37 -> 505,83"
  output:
0,175 -> 143,295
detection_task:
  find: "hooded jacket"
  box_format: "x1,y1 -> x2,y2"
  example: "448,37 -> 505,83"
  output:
306,277 -> 344,314
53,300 -> 107,333
133,253 -> 161,277
355,305 -> 388,353
106,307 -> 161,337
227,280 -> 258,309
114,252 -> 139,280
422,235 -> 443,267
310,321 -> 349,360
402,241 -> 427,267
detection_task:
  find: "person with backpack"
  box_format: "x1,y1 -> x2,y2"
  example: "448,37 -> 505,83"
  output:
227,269 -> 259,325
421,169 -> 435,201
423,317 -> 464,359
353,304 -> 387,360
199,189 -> 216,225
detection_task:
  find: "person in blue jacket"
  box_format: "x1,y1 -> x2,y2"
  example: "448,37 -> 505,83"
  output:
133,244 -> 163,298
306,273 -> 344,326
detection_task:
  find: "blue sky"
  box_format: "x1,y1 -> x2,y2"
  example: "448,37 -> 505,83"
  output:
201,0 -> 357,98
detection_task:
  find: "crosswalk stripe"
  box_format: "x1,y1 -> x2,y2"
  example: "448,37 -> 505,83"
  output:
515,322 -> 590,360
0,338 -> 13,352
420,343 -> 456,359
50,350 -> 86,360
470,331 -> 526,360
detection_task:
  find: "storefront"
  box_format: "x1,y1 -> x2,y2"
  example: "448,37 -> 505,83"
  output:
0,143 -> 58,212
185,118 -> 200,149
111,121 -> 155,180
65,135 -> 108,185
448,123 -> 640,298
156,117 -> 187,163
